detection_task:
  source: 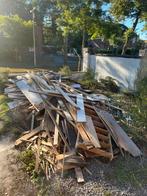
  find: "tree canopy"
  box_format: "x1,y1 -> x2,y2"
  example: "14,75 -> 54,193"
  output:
0,15 -> 32,60
109,0 -> 147,54
0,0 -> 145,59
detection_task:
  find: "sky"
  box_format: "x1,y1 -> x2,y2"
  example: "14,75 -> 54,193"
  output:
102,3 -> 147,40
124,19 -> 146,40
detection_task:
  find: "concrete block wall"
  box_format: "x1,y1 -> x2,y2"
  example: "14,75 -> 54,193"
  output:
83,49 -> 141,89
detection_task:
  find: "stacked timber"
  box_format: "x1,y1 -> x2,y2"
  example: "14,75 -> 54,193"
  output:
4,71 -> 142,183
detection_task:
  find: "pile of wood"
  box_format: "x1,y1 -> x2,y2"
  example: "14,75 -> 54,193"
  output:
4,71 -> 142,183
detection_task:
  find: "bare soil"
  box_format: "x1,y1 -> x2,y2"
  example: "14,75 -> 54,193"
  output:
0,135 -> 37,196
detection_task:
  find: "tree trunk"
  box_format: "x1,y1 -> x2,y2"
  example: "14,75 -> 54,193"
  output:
79,29 -> 85,71
121,10 -> 141,55
121,36 -> 129,55
63,35 -> 68,65
36,23 -> 43,56
82,29 -> 85,56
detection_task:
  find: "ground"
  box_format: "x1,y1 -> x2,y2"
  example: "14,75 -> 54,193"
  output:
0,69 -> 147,196
0,135 -> 37,196
0,134 -> 147,196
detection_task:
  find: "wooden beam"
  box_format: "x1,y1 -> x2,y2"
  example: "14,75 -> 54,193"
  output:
76,94 -> 86,122
82,116 -> 101,148
53,106 -> 60,146
15,126 -> 42,146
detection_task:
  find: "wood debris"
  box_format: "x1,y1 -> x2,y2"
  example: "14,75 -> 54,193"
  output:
4,71 -> 142,183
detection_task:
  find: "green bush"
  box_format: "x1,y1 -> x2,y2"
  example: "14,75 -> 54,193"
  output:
99,76 -> 120,93
18,149 -> 35,174
59,65 -> 71,76
132,77 -> 147,128
80,68 -> 98,89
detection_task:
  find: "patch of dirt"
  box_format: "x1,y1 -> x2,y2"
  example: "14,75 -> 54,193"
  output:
0,135 -> 37,196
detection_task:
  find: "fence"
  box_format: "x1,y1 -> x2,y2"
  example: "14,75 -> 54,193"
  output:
83,48 -> 141,89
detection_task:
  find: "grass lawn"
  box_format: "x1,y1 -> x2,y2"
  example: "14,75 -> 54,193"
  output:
0,67 -> 47,73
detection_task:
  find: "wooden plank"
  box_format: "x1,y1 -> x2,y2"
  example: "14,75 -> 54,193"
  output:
83,116 -> 101,148
47,109 -> 71,151
76,94 -> 86,122
92,120 -> 106,129
56,151 -> 75,161
53,106 -> 60,146
56,162 -> 77,171
35,138 -> 41,172
76,123 -> 91,143
55,85 -> 79,109
41,140 -> 52,147
95,127 -> 108,135
78,143 -> 113,159
16,79 -> 43,105
15,126 -> 42,146
68,107 -> 91,144
97,133 -> 109,142
96,109 -> 142,157
75,167 -> 84,183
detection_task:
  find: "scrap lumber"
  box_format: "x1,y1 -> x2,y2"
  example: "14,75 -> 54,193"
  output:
96,109 -> 142,157
5,71 -> 142,183
55,85 -> 79,109
83,116 -> 101,148
78,143 -> 113,159
15,126 -> 42,146
53,106 -> 60,146
76,94 -> 86,122
16,79 -> 43,106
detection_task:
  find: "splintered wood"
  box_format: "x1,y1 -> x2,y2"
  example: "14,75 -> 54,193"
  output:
5,71 -> 142,183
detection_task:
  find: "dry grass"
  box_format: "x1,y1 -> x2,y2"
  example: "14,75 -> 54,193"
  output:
0,67 -> 47,73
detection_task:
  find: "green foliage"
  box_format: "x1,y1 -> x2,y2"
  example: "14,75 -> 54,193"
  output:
80,68 -> 98,89
56,0 -> 103,37
112,157 -> 147,187
109,0 -> 147,54
131,77 -> 147,129
0,73 -> 12,136
18,149 -> 35,174
110,0 -> 146,22
0,15 -> 32,60
99,77 -> 120,93
59,65 -> 71,76
0,0 -> 29,19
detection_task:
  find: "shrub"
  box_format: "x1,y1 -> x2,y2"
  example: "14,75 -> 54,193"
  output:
59,65 -> 71,76
18,149 -> 35,174
80,68 -> 98,89
99,76 -> 120,93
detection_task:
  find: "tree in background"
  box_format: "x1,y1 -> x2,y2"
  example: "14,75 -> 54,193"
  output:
56,0 -> 104,65
0,0 -> 30,19
0,15 -> 32,61
109,0 -> 147,55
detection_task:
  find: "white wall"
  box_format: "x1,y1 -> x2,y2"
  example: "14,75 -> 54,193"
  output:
83,52 -> 141,89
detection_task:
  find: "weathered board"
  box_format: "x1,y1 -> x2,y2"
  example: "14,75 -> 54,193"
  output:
55,85 -> 79,109
76,94 -> 86,122
83,116 -> 101,148
96,109 -> 142,157
16,79 -> 43,105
